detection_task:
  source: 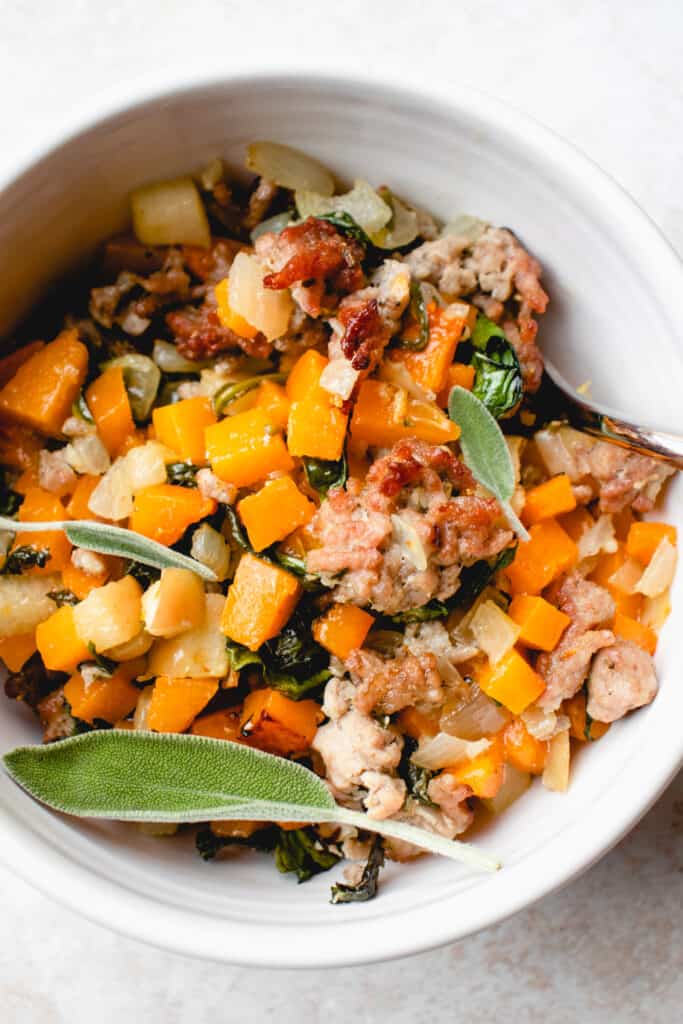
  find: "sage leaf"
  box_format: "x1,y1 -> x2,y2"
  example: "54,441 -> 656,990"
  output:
0,516 -> 217,582
448,387 -> 529,541
3,731 -> 499,873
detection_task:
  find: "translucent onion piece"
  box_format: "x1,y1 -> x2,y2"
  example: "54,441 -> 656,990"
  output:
295,180 -> 392,237
228,252 -> 292,342
153,339 -> 211,374
636,537 -> 677,598
191,523 -> 231,582
542,729 -> 570,792
577,514 -> 617,561
0,575 -> 61,638
483,763 -> 531,814
106,353 -> 161,421
250,210 -> 295,244
63,433 -> 110,476
440,684 -> 510,741
88,441 -> 171,521
411,732 -> 490,771
246,142 -> 335,195
147,594 -> 229,679
440,214 -> 488,243
319,358 -> 360,401
131,176 -> 210,248
533,428 -> 578,480
370,191 -> 419,248
521,707 -> 569,741
641,589 -> 672,631
608,556 -> 644,596
391,513 -> 428,571
469,600 -> 520,666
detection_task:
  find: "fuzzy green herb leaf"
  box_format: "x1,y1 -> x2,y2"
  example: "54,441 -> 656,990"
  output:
2,731 -> 499,872
447,387 -> 529,541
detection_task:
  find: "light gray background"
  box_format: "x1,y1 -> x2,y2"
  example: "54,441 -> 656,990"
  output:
1,1 -> 681,1021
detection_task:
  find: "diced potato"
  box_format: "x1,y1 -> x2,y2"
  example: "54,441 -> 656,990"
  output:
73,575 -> 143,652
104,628 -> 155,661
141,568 -> 206,638
0,574 -> 61,638
147,593 -> 230,679
131,176 -> 210,248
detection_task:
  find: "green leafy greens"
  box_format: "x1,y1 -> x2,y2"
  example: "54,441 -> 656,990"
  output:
274,826 -> 341,883
166,462 -> 199,488
212,372 -> 285,416
397,280 -> 430,351
447,387 -> 529,541
470,316 -> 523,418
315,211 -> 372,246
3,546 -> 49,574
302,454 -> 347,497
2,731 -> 499,872
330,836 -> 385,904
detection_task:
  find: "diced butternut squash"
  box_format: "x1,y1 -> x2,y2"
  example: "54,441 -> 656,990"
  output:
391,304 -> 467,394
61,560 -> 110,600
64,663 -> 142,724
522,474 -> 577,527
72,575 -> 143,652
0,632 -> 37,672
85,366 -> 135,457
13,488 -> 72,575
565,690 -> 610,741
129,484 -> 216,546
148,593 -> 229,678
13,464 -> 40,495
626,521 -> 677,566
285,350 -> 328,402
613,611 -> 657,655
396,706 -> 440,740
205,407 -> 294,487
287,393 -> 348,461
238,476 -> 316,551
147,676 -> 219,733
214,277 -> 258,339
0,423 -> 43,472
351,379 -> 459,448
507,519 -> 578,595
436,362 -> 476,406
255,379 -> 290,430
442,734 -> 505,799
240,688 -> 321,755
0,329 -> 88,437
589,543 -> 644,618
66,475 -> 104,521
558,506 -> 594,541
312,603 -> 375,660
36,605 -> 91,673
152,396 -> 216,465
141,567 -> 206,638
221,553 -> 302,651
474,648 -> 546,715
191,706 -> 246,742
503,718 -> 548,775
508,594 -> 570,652
0,341 -> 44,388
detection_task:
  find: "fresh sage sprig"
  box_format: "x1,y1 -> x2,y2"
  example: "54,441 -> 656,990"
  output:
448,387 -> 529,541
0,516 -> 217,582
3,731 -> 499,873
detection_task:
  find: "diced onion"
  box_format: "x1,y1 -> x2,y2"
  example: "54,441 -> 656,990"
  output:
153,339 -> 211,374
521,706 -> 569,741
105,353 -> 160,421
412,732 -> 490,771
533,428 -> 577,479
440,684 -> 510,741
319,358 -> 360,401
0,575 -> 61,638
88,441 -> 171,520
577,514 -> 617,561
641,590 -> 671,631
440,214 -> 488,243
483,764 -> 531,814
636,537 -> 677,598
295,179 -> 392,237
246,141 -> 335,195
469,600 -> 520,666
391,513 -> 428,571
228,252 -> 292,342
191,523 -> 231,582
371,191 -> 419,249
250,210 -> 295,244
63,433 -> 110,476
542,729 -> 570,792
608,556 -> 644,596
131,176 -> 210,248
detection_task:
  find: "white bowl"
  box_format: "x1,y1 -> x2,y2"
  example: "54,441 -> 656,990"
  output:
0,71 -> 681,968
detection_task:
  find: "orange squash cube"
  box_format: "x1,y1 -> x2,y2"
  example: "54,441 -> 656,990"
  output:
557,506 -> 594,541
61,560 -> 110,600
147,676 -> 219,733
205,407 -> 293,487
66,475 -> 104,521
255,379 -> 291,430
214,278 -> 258,339
36,605 -> 91,673
312,603 -> 374,660
507,519 -> 578,595
351,379 -> 459,448
64,663 -> 142,724
0,341 -> 45,389
129,484 -> 216,546
0,329 -> 88,437
287,393 -> 348,461
613,611 -> 657,655
0,422 -> 43,471
152,396 -> 216,465
13,487 -> 72,575
191,706 -> 246,742
0,632 -> 38,672
391,304 -> 467,395
85,366 -> 135,457
443,735 -> 505,799
565,690 -> 610,741
238,476 -> 316,551
508,594 -> 570,651
240,688 -> 321,755
395,706 -> 440,740
503,718 -> 548,775
474,648 -> 546,715
522,474 -> 577,526
221,553 -> 302,651
285,349 -> 328,402
436,362 -> 476,406
626,521 -> 677,566
589,543 -> 644,618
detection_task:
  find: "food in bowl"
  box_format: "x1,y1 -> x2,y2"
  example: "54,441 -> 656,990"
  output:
0,142 -> 678,903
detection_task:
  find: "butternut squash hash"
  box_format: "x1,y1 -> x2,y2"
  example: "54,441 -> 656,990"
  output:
0,143 -> 677,896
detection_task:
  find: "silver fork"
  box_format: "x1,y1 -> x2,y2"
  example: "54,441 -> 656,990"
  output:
541,359 -> 683,471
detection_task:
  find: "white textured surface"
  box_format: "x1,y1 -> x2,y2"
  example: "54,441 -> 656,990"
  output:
1,0 -> 682,1018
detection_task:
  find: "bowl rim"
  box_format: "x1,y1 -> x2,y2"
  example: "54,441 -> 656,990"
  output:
0,67 -> 681,968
